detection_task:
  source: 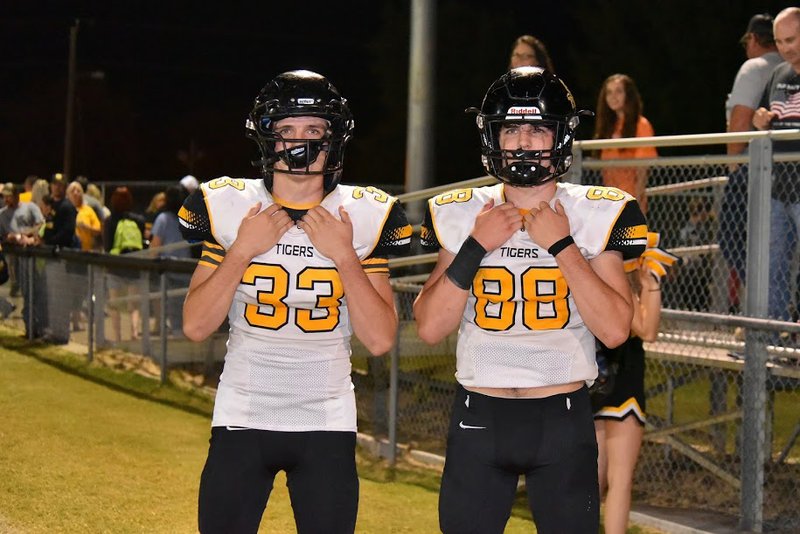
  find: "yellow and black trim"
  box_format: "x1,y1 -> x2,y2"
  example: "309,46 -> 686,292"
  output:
198,240 -> 226,269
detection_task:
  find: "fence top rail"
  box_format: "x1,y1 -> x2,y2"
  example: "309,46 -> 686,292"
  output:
574,128 -> 800,150
4,243 -> 198,273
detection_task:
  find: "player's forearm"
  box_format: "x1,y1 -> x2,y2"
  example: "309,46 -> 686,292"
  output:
183,249 -> 251,341
413,272 -> 469,345
632,287 -> 661,341
556,247 -> 632,347
334,254 -> 397,356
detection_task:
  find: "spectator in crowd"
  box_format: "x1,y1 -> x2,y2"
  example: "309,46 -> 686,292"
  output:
0,182 -> 45,302
143,191 -> 166,245
86,183 -> 110,220
508,34 -> 555,71
142,190 -> 166,328
66,180 -> 101,332
753,7 -> 800,323
179,69 -> 410,534
30,178 -> 50,207
0,182 -> 45,243
67,181 -> 102,252
75,175 -> 107,224
149,185 -> 190,336
414,67 -> 646,534
0,243 -> 9,318
45,174 -> 78,248
179,174 -> 199,195
593,232 -> 677,534
0,182 -> 43,320
103,186 -> 146,342
41,175 -> 78,344
19,174 -> 38,203
86,183 -> 110,249
3,184 -> 47,335
719,13 -> 781,307
0,255 -> 12,319
726,14 -> 781,156
594,74 -> 657,214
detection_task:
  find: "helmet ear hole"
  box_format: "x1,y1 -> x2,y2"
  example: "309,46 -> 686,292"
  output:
473,67 -> 591,187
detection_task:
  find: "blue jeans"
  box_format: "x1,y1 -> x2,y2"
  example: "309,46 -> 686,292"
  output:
769,198 -> 800,320
719,165 -> 748,281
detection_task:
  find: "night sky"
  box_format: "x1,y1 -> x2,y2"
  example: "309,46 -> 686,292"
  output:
1,0 -> 794,191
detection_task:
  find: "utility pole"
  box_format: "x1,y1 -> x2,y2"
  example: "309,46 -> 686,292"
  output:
63,19 -> 79,179
404,0 -> 435,223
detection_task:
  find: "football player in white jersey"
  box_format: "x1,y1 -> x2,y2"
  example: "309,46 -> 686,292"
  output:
178,70 -> 411,534
414,67 -> 648,534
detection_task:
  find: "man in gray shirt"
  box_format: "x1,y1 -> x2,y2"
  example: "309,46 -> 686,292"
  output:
0,182 -> 44,322
0,182 -> 44,244
720,13 -> 781,298
726,13 -> 782,155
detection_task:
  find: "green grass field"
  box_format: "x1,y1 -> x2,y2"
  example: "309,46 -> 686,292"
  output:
0,326 -> 667,533
0,327 -> 545,533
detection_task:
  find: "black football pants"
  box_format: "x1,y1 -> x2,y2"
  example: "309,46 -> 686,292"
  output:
439,385 -> 599,534
198,427 -> 358,534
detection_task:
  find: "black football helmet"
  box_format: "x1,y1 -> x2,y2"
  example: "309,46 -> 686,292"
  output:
246,70 -> 354,192
469,67 -> 592,186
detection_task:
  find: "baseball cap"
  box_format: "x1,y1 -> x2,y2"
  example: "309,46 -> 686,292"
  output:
180,174 -> 199,193
741,13 -> 774,43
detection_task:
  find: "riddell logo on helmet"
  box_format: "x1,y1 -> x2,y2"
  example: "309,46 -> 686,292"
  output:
298,98 -> 315,105
507,106 -> 541,115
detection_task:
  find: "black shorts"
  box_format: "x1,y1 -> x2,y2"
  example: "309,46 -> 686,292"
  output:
593,337 -> 646,425
439,385 -> 599,534
198,427 -> 358,534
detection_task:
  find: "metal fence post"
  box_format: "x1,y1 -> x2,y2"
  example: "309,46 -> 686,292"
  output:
26,255 -> 34,340
740,136 -> 772,532
160,271 -> 168,384
87,264 -> 94,362
95,266 -> 106,346
369,355 -> 388,438
387,295 -> 401,467
140,270 -> 151,357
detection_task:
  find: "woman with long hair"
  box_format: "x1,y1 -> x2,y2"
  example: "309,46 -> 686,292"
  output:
507,34 -> 554,71
594,74 -> 657,214
103,186 -> 145,342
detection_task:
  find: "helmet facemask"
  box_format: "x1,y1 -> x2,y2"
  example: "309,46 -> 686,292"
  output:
479,114 -> 578,187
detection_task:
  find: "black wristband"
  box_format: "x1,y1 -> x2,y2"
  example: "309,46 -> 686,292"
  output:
445,236 -> 487,290
547,235 -> 574,257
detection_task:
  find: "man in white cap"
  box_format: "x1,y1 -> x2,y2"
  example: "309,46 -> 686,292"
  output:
179,174 -> 199,194
719,12 -> 781,306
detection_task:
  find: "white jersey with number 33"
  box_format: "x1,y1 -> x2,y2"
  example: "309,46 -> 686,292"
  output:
179,177 -> 411,432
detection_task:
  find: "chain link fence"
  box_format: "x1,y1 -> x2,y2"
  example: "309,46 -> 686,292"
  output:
1,133 -> 798,531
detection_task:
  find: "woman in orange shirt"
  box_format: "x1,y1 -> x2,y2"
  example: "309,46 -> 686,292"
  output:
594,74 -> 657,214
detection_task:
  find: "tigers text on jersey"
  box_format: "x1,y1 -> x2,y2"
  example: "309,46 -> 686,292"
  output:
421,182 -> 647,389
179,177 -> 411,432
